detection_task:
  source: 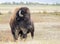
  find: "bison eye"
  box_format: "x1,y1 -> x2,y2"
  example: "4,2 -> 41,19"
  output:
19,10 -> 23,17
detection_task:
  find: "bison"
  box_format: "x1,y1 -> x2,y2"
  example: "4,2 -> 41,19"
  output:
9,7 -> 34,41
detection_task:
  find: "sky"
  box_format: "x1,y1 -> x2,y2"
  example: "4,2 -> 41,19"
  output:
0,0 -> 60,4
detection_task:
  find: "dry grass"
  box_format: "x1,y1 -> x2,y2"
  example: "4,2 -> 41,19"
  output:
0,25 -> 60,44
0,30 -> 13,42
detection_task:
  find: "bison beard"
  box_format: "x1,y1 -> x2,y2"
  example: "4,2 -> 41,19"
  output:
9,7 -> 34,40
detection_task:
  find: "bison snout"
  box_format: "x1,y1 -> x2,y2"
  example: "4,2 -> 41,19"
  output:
23,34 -> 27,38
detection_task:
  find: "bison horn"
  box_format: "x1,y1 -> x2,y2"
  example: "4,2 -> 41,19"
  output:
19,10 -> 23,17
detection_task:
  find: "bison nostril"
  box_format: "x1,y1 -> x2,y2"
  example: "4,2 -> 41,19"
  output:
22,34 -> 27,38
23,36 -> 25,38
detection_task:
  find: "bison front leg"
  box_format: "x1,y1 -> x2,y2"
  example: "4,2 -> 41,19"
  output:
11,27 -> 19,41
30,25 -> 34,39
31,31 -> 34,39
12,30 -> 19,41
15,30 -> 19,40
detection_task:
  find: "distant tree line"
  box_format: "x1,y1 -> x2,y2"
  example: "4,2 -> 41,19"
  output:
0,2 -> 60,5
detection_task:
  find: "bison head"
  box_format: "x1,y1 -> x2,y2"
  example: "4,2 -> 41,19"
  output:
16,7 -> 30,21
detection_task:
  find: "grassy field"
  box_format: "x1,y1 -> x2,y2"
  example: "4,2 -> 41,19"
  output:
0,5 -> 60,44
0,5 -> 60,13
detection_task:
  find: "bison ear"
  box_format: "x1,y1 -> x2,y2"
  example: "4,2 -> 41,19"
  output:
19,10 -> 23,17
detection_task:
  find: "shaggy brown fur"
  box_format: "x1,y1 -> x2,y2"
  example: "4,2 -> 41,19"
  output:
9,7 -> 34,41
